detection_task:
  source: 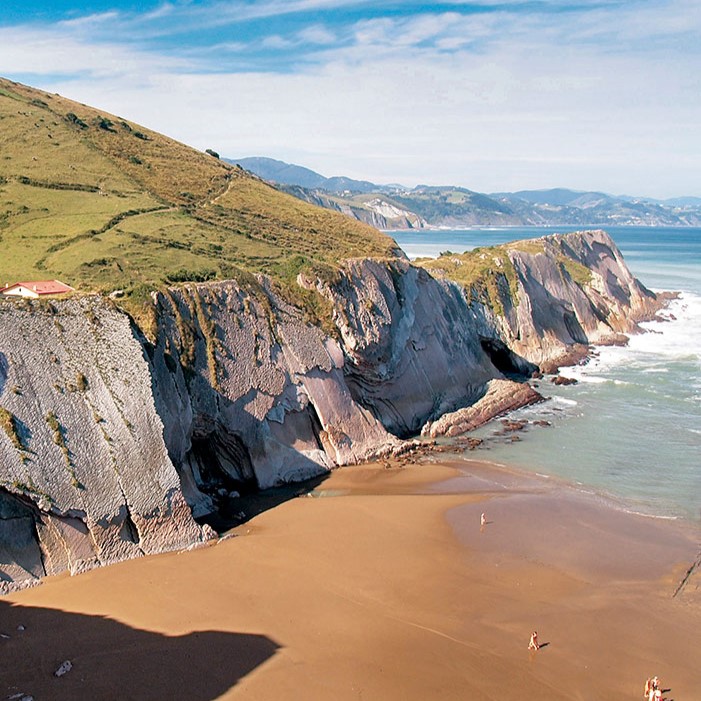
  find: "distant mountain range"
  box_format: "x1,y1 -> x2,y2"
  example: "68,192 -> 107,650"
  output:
229,157 -> 701,229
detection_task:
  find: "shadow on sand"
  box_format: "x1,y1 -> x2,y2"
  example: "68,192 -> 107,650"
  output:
203,473 -> 329,532
0,598 -> 279,700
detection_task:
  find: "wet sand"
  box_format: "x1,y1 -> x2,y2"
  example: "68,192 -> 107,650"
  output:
2,458 -> 700,700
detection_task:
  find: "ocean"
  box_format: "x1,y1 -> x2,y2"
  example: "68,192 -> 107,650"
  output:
392,226 -> 701,523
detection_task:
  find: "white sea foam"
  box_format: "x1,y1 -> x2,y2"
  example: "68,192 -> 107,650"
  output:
633,292 -> 701,357
619,508 -> 679,521
552,396 -> 578,407
574,292 -> 701,379
560,372 -> 630,386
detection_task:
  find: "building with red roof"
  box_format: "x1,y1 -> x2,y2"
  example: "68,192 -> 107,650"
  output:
1,280 -> 75,298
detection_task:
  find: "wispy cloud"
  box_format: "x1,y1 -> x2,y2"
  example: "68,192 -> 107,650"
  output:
0,25 -> 197,80
1,0 -> 699,196
57,11 -> 122,29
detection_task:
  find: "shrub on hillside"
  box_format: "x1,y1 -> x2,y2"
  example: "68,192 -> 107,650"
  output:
65,112 -> 88,129
94,116 -> 116,132
165,268 -> 217,283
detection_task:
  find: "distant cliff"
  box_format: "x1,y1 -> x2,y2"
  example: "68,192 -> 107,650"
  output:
232,156 -> 701,228
278,185 -> 427,230
0,231 -> 663,591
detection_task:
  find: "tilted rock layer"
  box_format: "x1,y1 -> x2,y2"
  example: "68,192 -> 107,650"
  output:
0,230 -> 663,590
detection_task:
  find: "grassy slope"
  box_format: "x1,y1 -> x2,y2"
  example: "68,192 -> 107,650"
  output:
0,78 -> 396,322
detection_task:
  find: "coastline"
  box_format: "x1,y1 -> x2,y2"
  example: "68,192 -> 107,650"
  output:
3,457 -> 699,700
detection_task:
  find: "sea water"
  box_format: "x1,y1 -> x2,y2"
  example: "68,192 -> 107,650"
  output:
392,226 -> 701,522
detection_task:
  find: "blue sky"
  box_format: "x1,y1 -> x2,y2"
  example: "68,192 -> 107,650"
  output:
1,1 -> 700,197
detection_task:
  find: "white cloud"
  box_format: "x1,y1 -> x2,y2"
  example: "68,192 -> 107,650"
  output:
1,1 -> 700,197
297,25 -> 337,46
261,34 -> 295,49
0,25 -> 196,79
114,0 -> 373,36
57,11 -> 122,29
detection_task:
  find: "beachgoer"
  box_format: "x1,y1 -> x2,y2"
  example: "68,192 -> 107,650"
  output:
528,631 -> 539,650
644,677 -> 652,698
480,513 -> 487,526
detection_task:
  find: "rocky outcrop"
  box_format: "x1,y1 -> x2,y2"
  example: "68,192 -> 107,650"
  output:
0,230 -> 662,591
310,259 -> 500,437
345,198 -> 427,230
459,230 -> 661,371
149,279 -> 404,508
422,379 -> 544,438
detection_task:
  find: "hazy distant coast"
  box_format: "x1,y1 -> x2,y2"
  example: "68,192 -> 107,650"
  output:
232,156 -> 701,229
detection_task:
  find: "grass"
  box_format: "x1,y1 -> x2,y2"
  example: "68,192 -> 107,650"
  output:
558,256 -> 592,287
501,238 -> 593,287
416,248 -> 519,316
0,76 -> 398,331
415,236 -> 595,315
0,406 -> 23,450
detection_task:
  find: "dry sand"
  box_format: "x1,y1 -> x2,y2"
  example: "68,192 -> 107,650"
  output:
2,458 -> 699,700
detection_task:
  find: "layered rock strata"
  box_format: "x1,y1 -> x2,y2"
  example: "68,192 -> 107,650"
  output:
0,230 -> 663,590
494,230 -> 659,369
0,298 -> 213,593
422,379 -> 544,438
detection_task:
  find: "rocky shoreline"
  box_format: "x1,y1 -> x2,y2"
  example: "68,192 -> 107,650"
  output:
0,230 -> 667,591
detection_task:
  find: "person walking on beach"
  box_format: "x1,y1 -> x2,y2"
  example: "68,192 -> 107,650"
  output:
528,631 -> 539,651
480,513 -> 487,527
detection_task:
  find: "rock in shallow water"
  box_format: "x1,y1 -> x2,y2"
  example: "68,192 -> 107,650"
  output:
422,379 -> 544,438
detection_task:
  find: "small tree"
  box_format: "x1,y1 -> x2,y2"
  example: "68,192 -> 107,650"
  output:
205,148 -> 220,159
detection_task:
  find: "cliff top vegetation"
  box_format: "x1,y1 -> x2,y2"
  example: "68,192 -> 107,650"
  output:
415,236 -> 593,314
0,77 -> 397,326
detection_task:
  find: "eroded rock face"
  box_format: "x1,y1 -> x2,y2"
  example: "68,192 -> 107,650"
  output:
315,259 -> 500,437
495,230 -> 661,368
150,279 -> 403,501
0,297 -> 213,592
0,230 -> 663,590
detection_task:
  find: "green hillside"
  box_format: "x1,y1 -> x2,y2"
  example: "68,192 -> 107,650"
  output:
0,77 -> 396,328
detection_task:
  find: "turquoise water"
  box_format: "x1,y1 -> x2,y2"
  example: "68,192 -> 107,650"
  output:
392,227 -> 701,522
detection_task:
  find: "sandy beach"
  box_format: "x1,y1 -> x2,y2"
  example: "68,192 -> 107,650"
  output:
2,458 -> 699,700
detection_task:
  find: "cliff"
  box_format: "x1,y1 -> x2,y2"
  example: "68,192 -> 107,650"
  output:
0,297 -> 213,592
0,230 -> 663,591
500,231 -> 660,369
279,185 -> 427,230
417,230 -> 660,373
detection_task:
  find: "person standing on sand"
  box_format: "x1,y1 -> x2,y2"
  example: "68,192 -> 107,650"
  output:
644,677 -> 652,698
480,513 -> 487,527
528,631 -> 539,650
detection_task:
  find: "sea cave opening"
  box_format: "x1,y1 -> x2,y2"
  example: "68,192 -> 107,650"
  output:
480,337 -> 538,379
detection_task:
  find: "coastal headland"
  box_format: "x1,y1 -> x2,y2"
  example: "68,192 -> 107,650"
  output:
0,77 -> 669,593
3,458 -> 699,700
2,79 -> 697,700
